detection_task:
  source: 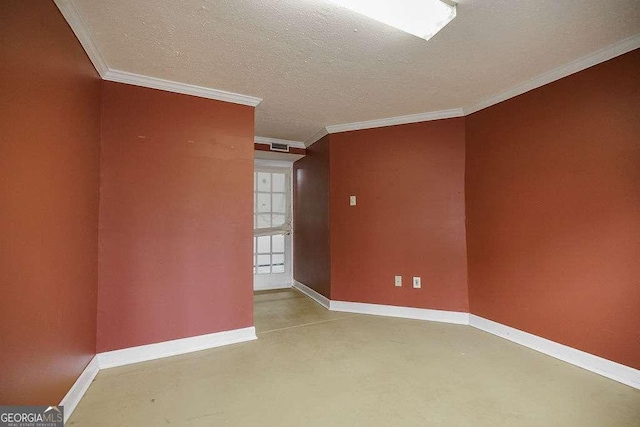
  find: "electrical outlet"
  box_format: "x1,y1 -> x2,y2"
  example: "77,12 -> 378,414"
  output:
350,195 -> 357,206
412,276 -> 421,289
394,276 -> 402,287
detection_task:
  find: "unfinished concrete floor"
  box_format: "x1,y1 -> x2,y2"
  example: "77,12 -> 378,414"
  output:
68,289 -> 640,426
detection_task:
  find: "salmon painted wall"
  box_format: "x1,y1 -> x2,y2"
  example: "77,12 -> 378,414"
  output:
293,136 -> 331,298
330,120 -> 469,311
0,1 -> 101,404
466,49 -> 640,369
98,82 -> 254,352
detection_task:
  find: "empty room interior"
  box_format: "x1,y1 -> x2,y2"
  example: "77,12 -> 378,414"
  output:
2,0 -> 640,425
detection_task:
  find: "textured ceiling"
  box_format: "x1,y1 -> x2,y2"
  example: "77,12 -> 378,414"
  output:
71,0 -> 640,142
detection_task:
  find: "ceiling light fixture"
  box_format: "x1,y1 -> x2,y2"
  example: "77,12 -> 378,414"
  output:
329,0 -> 457,41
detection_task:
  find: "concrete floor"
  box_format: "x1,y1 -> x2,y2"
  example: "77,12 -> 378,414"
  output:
69,289 -> 640,426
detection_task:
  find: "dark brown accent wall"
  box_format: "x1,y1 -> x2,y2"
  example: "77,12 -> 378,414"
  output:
329,120 -> 469,311
293,136 -> 331,298
97,82 -> 255,352
466,49 -> 640,369
0,0 -> 102,404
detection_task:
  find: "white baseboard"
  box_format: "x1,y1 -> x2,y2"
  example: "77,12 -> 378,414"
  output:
97,327 -> 257,369
59,356 -> 100,423
57,303 -> 638,425
330,300 -> 470,325
469,315 -> 640,390
292,281 -> 330,309
291,285 -> 639,390
254,282 -> 292,291
59,326 -> 257,421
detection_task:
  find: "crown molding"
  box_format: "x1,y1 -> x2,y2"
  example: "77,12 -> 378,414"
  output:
104,69 -> 262,107
55,0 -> 262,107
54,1 -> 639,131
464,34 -> 640,115
302,108 -> 466,146
304,128 -> 330,148
255,136 -> 306,150
255,159 -> 295,168
306,37 -> 640,138
54,0 -> 108,77
326,108 -> 465,134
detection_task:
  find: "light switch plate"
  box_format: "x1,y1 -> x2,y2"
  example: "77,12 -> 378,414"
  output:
349,196 -> 357,206
413,277 -> 421,289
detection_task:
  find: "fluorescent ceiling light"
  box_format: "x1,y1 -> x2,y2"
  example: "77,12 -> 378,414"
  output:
328,0 -> 457,41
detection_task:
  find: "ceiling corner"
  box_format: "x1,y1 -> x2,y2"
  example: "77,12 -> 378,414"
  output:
54,0 -> 109,77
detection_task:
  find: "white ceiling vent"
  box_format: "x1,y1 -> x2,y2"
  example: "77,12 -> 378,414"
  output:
270,142 -> 290,152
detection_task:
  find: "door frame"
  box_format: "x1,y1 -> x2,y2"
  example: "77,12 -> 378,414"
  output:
253,159 -> 294,291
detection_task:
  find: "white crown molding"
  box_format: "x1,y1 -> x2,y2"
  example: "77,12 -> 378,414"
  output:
304,128 -> 330,148
464,34 -> 640,115
104,70 -> 262,107
254,159 -> 294,168
292,281 -> 331,309
326,108 -> 465,134
97,326 -> 257,369
54,0 -> 108,77
470,315 -> 640,390
330,300 -> 470,325
255,136 -> 306,150
59,356 -> 100,423
307,37 -> 640,137
57,0 -> 638,131
55,1 -> 262,107
303,108 -> 464,145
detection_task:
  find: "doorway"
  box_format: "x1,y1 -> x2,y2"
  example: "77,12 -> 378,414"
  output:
253,161 -> 292,290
